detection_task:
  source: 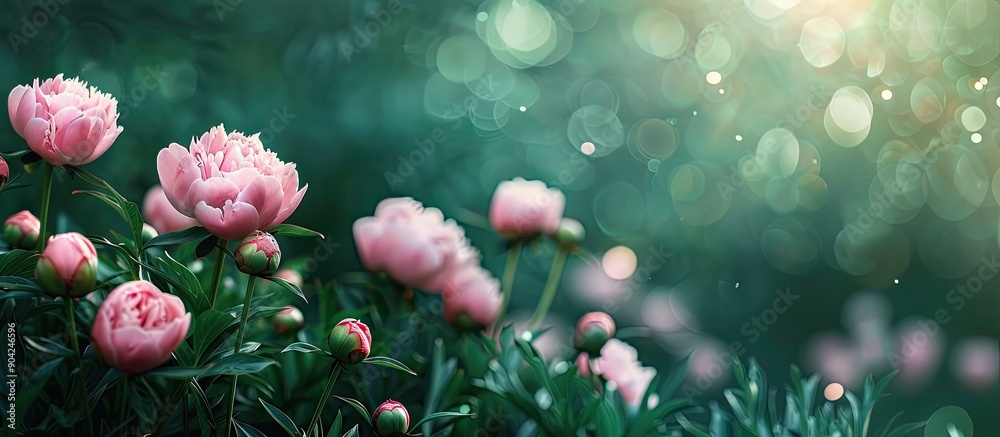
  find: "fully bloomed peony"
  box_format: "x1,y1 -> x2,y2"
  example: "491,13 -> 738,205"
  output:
8,74 -> 122,166
142,185 -> 199,234
156,124 -> 307,240
489,178 -> 565,239
353,198 -> 478,292
91,281 -> 191,375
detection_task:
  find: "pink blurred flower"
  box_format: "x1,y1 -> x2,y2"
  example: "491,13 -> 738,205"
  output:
952,337 -> 998,390
807,334 -> 863,387
156,124 -> 307,240
489,178 -> 564,239
894,319 -> 944,389
354,198 -> 478,292
574,312 -> 615,354
576,352 -> 592,376
8,74 -> 122,166
591,339 -> 657,407
570,261 -> 626,305
442,266 -> 502,331
0,156 -> 8,188
274,268 -> 303,288
91,281 -> 191,375
142,185 -> 198,234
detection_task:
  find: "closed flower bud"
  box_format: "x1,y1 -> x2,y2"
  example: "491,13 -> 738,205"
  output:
273,306 -> 304,334
234,231 -> 281,277
0,156 -> 8,189
574,312 -> 616,355
554,218 -> 585,251
373,400 -> 410,437
35,232 -> 98,298
328,318 -> 371,364
4,210 -> 40,250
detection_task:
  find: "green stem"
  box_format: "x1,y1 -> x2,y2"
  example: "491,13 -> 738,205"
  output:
306,362 -> 343,435
527,248 -> 568,332
207,241 -> 229,308
492,242 -> 523,338
37,164 -> 53,251
117,376 -> 129,425
225,276 -> 257,437
65,298 -> 94,437
151,380 -> 188,437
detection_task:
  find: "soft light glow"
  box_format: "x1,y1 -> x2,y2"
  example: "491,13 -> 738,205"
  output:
980,77 -> 989,85
602,246 -> 637,280
706,71 -> 722,85
735,135 -> 743,141
893,278 -> 899,284
881,89 -> 892,100
972,132 -> 982,143
719,89 -> 725,94
519,105 -> 527,112
581,141 -> 596,155
974,81 -> 984,91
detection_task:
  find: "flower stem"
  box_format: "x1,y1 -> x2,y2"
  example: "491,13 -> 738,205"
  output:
37,164 -> 53,251
527,247 -> 568,332
151,380 -> 188,437
65,298 -> 94,437
225,275 -> 257,437
492,241 -> 522,338
207,241 -> 229,308
306,362 -> 343,435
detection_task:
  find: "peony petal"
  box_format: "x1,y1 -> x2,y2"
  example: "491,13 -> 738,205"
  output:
272,184 -> 307,225
8,85 -> 33,136
194,200 -> 261,240
190,177 -> 241,209
111,326 -> 170,374
23,118 -> 66,165
53,116 -> 97,163
352,218 -> 383,271
156,144 -> 201,216
236,176 -> 284,228
89,308 -> 119,369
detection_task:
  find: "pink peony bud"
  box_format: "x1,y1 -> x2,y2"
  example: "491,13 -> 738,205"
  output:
489,178 -> 565,240
441,266 -> 502,332
156,124 -> 307,240
142,185 -> 198,234
373,399 -> 410,437
353,198 -> 479,292
3,210 -> 40,250
272,306 -> 304,334
328,318 -> 371,364
234,231 -> 281,277
35,232 -> 98,297
90,281 -> 191,375
8,74 -> 122,166
0,156 -> 8,189
574,312 -> 616,355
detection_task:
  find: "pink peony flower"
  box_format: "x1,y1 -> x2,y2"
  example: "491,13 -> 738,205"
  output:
35,232 -> 98,297
90,281 -> 191,375
156,124 -> 307,240
353,198 -> 478,292
590,339 -> 656,407
3,210 -> 40,250
8,74 -> 122,166
0,156 -> 8,188
574,312 -> 616,354
441,266 -> 502,331
142,185 -> 199,234
489,178 -> 565,239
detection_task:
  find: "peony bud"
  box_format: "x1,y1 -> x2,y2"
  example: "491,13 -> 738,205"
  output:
489,178 -> 565,240
0,156 -> 8,190
35,232 -> 98,298
273,306 -> 304,334
373,400 -> 410,437
234,231 -> 281,277
574,312 -> 615,355
554,217 -> 585,252
3,210 -> 40,250
328,318 -> 371,364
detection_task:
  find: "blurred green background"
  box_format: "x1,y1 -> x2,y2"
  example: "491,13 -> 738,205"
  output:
2,0 -> 998,432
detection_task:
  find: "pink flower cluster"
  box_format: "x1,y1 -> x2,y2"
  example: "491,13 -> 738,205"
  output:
578,339 -> 657,407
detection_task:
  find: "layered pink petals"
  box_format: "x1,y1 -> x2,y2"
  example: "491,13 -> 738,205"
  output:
90,281 -> 191,375
590,339 -> 657,407
490,178 -> 565,238
442,266 -> 502,328
7,74 -> 122,166
142,185 -> 198,234
353,198 -> 479,292
156,124 -> 307,240
41,232 -> 97,281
